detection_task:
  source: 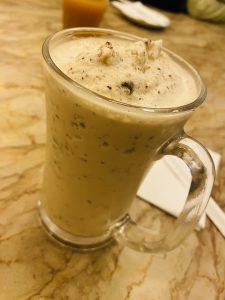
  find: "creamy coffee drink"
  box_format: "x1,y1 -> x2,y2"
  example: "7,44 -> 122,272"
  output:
53,36 -> 198,108
42,33 -> 200,237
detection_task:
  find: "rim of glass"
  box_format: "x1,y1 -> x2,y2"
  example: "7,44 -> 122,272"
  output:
42,27 -> 206,114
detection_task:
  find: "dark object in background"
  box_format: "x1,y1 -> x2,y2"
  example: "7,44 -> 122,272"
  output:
142,0 -> 187,12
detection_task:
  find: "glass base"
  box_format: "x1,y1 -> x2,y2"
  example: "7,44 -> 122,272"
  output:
38,201 -> 115,252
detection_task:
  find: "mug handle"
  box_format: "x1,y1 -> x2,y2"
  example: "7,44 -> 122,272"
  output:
113,132 -> 215,253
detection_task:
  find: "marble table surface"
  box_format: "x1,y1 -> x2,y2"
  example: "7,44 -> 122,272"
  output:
0,1 -> 225,299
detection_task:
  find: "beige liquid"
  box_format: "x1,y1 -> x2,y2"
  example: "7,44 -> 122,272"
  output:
42,35 -> 200,237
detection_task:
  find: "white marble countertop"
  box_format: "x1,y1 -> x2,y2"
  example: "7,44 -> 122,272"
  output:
0,1 -> 225,299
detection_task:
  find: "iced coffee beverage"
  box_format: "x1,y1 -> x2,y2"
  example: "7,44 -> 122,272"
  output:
41,29 -> 209,250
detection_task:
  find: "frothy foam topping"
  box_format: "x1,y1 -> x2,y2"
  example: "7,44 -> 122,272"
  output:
52,36 -> 199,108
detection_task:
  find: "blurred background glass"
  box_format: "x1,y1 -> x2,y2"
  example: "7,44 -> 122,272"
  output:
63,0 -> 109,28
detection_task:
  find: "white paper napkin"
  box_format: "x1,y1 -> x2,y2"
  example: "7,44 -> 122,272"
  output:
137,149 -> 221,230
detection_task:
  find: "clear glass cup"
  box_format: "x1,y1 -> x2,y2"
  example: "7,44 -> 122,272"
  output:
40,28 -> 215,253
62,0 -> 108,28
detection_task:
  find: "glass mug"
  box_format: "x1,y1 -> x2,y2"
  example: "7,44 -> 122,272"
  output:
40,28 -> 215,253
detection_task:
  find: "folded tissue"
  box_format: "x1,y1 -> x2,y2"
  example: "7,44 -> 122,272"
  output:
137,149 -> 223,234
